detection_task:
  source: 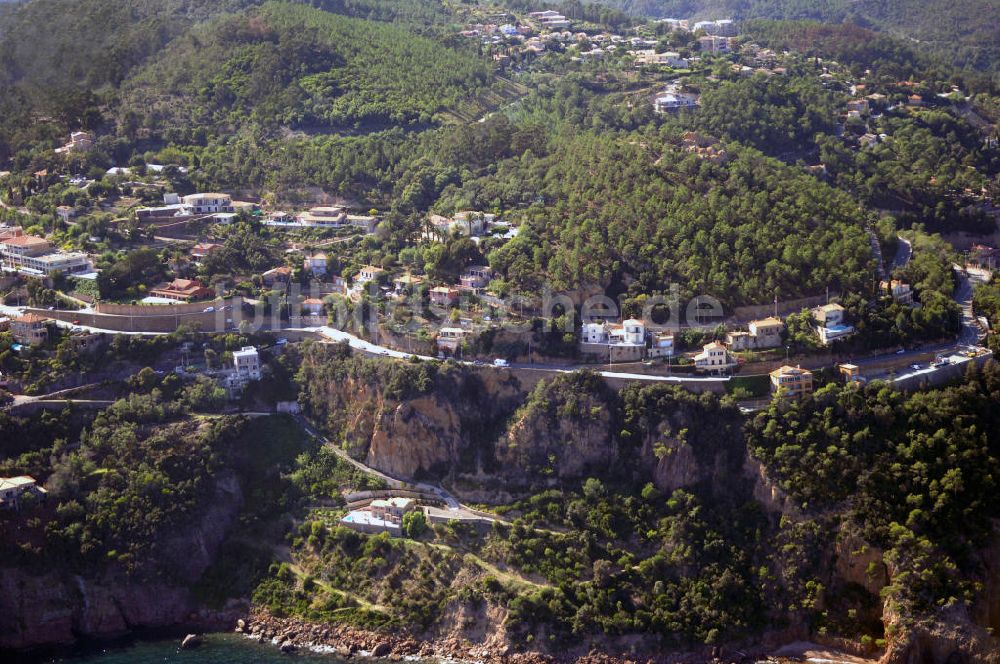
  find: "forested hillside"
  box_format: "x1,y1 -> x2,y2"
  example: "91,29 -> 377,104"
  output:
117,2 -> 496,134
464,131 -> 876,306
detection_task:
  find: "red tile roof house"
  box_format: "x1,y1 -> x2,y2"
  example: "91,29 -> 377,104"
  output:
301,298 -> 325,316
149,278 -> 214,302
191,242 -> 223,261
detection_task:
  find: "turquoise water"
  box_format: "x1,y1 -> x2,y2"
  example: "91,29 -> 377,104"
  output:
33,633 -> 349,664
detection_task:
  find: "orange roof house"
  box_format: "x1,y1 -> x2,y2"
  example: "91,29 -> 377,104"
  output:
149,278 -> 214,302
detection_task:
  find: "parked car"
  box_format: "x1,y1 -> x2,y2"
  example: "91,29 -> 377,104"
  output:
493,358 -> 509,368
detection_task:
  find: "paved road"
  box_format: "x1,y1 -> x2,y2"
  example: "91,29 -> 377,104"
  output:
302,325 -> 731,384
891,235 -> 913,270
954,265 -> 983,346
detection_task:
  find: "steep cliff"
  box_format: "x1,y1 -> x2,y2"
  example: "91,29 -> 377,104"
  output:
494,371 -> 618,484
297,343 -> 528,480
0,473 -> 243,650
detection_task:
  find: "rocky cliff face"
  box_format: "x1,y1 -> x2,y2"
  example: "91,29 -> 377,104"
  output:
0,473 -> 243,651
494,372 -> 617,483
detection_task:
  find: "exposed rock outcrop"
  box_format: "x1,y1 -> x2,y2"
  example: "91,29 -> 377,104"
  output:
0,474 -> 244,651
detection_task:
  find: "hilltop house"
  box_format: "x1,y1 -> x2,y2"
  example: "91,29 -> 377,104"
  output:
0,476 -> 47,509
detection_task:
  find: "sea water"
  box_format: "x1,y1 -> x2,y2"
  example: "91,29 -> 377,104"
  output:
30,633 -> 349,664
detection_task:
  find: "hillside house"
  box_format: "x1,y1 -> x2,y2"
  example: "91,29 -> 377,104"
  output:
262,266 -> 292,287
632,49 -> 688,68
0,234 -> 91,277
233,346 -> 261,381
371,497 -> 415,521
302,298 -> 325,316
748,317 -> 784,347
355,265 -> 385,286
10,314 -> 49,346
181,193 -> 233,215
694,341 -> 736,374
430,286 -> 460,307
813,303 -> 855,345
149,278 -> 213,302
648,333 -> 675,358
770,365 -> 813,399
191,243 -> 223,262
393,274 -> 425,293
0,476 -> 47,509
727,317 -> 784,350
436,327 -> 468,352
880,279 -> 914,305
460,265 -> 493,290
698,35 -> 731,53
55,131 -> 94,154
303,253 -> 328,276
297,206 -> 347,226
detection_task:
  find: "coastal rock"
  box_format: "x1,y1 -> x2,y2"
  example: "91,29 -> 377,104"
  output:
280,642 -> 297,654
372,641 -> 392,657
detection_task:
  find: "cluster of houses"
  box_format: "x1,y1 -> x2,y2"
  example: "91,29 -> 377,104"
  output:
576,303 -> 863,374
580,318 -> 675,362
0,225 -> 93,278
655,18 -> 738,36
